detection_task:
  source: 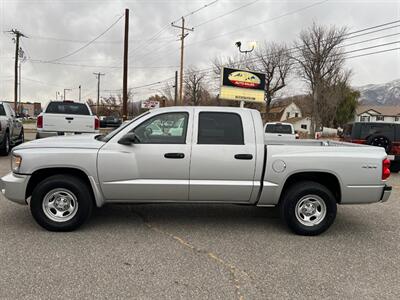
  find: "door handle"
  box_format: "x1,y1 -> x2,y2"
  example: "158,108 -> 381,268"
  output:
65,117 -> 74,121
234,154 -> 253,160
164,153 -> 185,159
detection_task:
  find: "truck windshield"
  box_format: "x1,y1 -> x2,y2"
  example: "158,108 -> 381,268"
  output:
46,102 -> 90,115
265,124 -> 293,134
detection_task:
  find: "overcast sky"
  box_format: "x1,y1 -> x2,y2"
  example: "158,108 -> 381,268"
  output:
1,0 -> 399,105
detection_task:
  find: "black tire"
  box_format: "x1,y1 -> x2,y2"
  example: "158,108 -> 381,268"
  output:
279,181 -> 337,236
0,132 -> 10,156
16,128 -> 24,145
30,175 -> 93,231
367,135 -> 392,153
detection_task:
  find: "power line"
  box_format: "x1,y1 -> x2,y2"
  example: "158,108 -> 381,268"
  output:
194,0 -> 260,27
346,46 -> 400,60
24,35 -> 174,44
46,14 -> 124,62
134,0 -> 332,65
186,0 -> 330,47
171,0 -> 219,24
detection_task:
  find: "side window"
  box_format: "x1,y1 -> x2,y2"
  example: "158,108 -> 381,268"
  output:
133,112 -> 188,144
0,105 -> 6,116
198,112 -> 244,145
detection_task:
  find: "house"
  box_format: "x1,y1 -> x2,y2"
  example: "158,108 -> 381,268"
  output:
355,106 -> 400,123
264,102 -> 311,133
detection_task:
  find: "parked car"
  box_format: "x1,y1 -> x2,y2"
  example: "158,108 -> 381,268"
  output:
341,122 -> 400,171
99,116 -> 122,128
264,122 -> 297,140
1,107 -> 391,235
0,102 -> 24,156
36,101 -> 99,138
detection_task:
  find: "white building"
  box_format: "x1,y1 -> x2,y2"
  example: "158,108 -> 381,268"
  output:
266,102 -> 311,133
355,106 -> 400,123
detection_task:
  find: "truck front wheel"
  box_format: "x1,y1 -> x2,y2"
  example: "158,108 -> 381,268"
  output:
280,181 -> 337,236
30,175 -> 93,231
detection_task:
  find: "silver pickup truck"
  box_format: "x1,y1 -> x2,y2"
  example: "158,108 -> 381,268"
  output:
0,107 -> 392,235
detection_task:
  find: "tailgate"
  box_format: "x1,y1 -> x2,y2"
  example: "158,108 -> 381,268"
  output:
43,113 -> 95,133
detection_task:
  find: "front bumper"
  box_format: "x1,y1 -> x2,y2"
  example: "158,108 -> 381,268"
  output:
380,185 -> 392,203
0,172 -> 30,205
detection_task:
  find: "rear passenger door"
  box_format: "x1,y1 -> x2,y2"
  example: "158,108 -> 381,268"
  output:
189,109 -> 257,202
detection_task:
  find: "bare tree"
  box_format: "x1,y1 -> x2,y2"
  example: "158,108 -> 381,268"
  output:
253,42 -> 292,114
212,53 -> 252,77
293,23 -> 347,135
160,82 -> 174,102
184,67 -> 208,106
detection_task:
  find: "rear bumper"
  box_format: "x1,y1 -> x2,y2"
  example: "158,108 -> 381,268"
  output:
342,184 -> 392,204
380,185 -> 392,203
0,172 -> 30,205
36,130 -> 99,139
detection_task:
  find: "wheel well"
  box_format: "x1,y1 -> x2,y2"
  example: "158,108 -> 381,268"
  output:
280,172 -> 341,203
26,168 -> 95,203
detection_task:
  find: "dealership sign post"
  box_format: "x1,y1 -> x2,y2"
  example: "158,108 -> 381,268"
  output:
220,67 -> 266,107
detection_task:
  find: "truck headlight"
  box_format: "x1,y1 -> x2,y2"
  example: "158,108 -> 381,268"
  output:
11,154 -> 22,172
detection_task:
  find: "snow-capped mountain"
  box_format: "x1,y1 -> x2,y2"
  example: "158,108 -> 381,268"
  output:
357,79 -> 400,105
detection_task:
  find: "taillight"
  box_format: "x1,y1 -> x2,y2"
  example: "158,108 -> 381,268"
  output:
37,115 -> 43,128
382,158 -> 391,180
94,117 -> 99,130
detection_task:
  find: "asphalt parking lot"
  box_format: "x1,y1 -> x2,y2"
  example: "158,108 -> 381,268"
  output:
0,154 -> 399,299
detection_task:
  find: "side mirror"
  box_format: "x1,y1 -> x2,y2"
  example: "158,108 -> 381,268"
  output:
118,132 -> 138,145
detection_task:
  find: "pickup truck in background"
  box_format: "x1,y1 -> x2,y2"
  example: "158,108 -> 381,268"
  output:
0,102 -> 24,156
1,107 -> 392,235
264,122 -> 297,140
36,101 -> 99,138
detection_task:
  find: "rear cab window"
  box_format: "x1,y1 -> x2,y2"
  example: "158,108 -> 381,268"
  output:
265,123 -> 293,134
198,112 -> 244,145
45,102 -> 91,115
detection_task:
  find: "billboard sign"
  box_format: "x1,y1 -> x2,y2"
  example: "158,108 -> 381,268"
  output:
220,67 -> 266,103
141,100 -> 160,109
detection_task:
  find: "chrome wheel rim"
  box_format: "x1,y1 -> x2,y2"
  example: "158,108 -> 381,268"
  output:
42,188 -> 78,222
295,195 -> 326,227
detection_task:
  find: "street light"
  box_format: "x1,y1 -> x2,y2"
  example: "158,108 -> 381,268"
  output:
235,41 -> 255,54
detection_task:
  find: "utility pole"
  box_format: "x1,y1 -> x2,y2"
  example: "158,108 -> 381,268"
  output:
7,29 -> 26,112
18,62 -> 21,114
78,85 -> 81,102
122,8 -> 129,120
172,17 -> 193,105
63,88 -> 72,101
174,70 -> 178,106
93,72 -> 105,115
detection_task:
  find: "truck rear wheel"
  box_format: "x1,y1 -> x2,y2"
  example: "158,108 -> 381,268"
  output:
30,175 -> 93,231
0,132 -> 10,156
280,181 -> 337,236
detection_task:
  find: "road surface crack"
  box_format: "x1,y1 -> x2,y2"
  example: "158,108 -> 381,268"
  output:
131,208 -> 249,300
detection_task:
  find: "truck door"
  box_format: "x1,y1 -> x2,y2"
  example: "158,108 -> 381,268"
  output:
97,109 -> 193,201
189,109 -> 257,202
